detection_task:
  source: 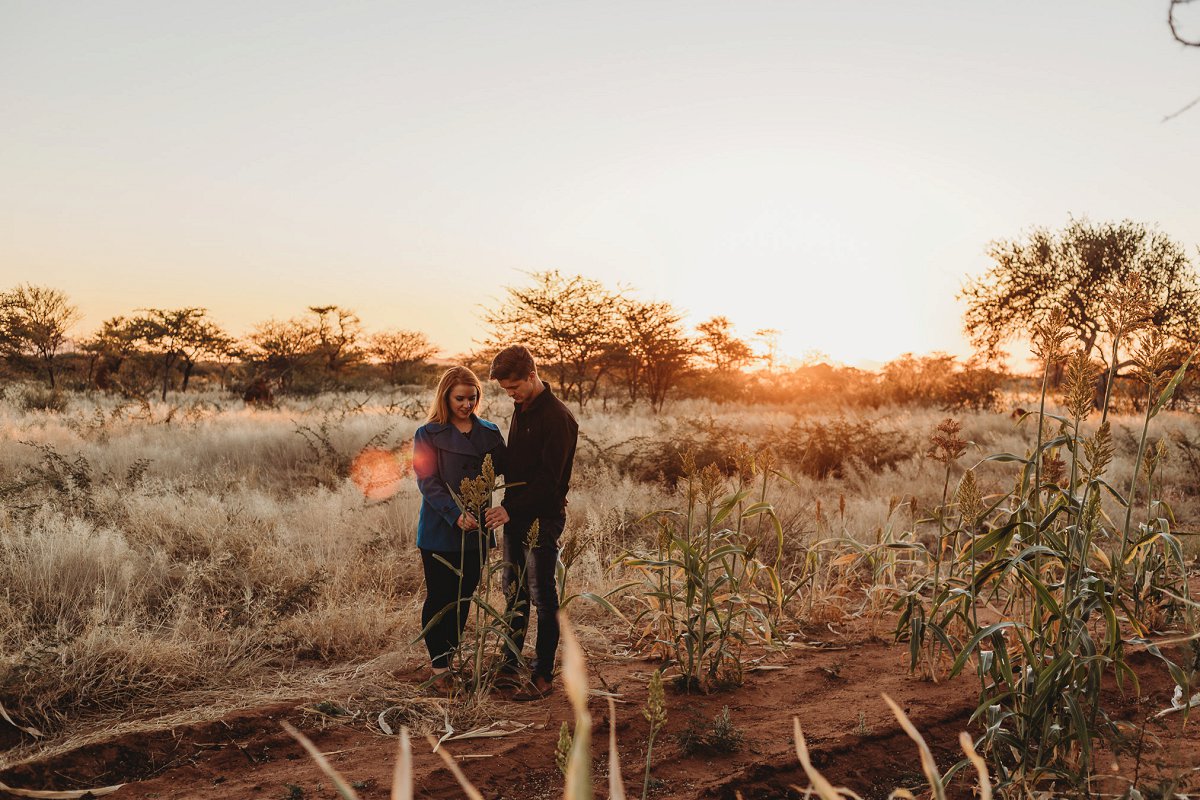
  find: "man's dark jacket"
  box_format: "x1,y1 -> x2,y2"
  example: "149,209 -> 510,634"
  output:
501,383 -> 578,543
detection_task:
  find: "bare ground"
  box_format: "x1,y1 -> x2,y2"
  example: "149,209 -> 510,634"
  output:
2,617 -> 1197,800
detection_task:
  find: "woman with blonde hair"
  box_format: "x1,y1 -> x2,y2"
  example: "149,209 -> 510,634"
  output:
411,366 -> 505,689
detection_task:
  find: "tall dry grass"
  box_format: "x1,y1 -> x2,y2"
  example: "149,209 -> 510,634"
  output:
0,381 -> 1197,773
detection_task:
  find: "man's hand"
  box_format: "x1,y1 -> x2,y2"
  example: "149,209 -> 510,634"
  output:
484,506 -> 510,528
457,512 -> 478,531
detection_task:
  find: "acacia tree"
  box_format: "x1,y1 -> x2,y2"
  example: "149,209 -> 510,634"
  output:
309,305 -> 363,384
695,316 -> 754,373
0,284 -> 81,389
130,308 -> 228,400
369,329 -> 438,385
961,219 -> 1200,374
79,316 -> 141,390
176,320 -> 236,391
245,317 -> 319,391
755,328 -> 782,373
209,337 -> 245,391
482,271 -> 622,410
616,298 -> 694,412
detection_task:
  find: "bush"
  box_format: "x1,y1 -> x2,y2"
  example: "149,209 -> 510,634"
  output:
20,387 -> 68,413
773,416 -> 911,479
617,413 -> 912,484
675,706 -> 744,755
627,417 -> 744,486
878,353 -> 1003,410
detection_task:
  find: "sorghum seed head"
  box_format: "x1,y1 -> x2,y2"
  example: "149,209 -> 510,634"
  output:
699,463 -> 724,505
524,519 -> 541,549
1042,447 -> 1066,488
1031,309 -> 1070,369
1062,350 -> 1101,421
555,721 -> 572,776
955,469 -> 983,528
1100,273 -> 1153,343
1132,329 -> 1174,393
681,448 -> 698,479
1084,422 -> 1114,480
644,670 -> 667,730
927,418 -> 968,464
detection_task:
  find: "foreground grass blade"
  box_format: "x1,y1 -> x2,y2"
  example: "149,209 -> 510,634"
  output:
792,717 -> 845,800
391,726 -> 413,800
958,732 -> 992,800
560,611 -> 594,800
281,720 -> 361,800
425,734 -> 484,800
882,693 -> 945,800
0,783 -> 124,799
608,697 -> 627,800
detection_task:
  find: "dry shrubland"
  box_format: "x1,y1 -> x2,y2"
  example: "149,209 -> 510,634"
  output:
1,382 -> 1198,782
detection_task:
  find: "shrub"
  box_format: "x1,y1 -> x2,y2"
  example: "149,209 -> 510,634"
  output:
773,416 -> 911,479
627,416 -> 744,486
878,353 -> 1004,411
19,387 -> 68,413
675,705 -> 744,755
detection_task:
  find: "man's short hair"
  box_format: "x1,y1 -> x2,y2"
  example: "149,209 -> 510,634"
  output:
490,345 -> 537,381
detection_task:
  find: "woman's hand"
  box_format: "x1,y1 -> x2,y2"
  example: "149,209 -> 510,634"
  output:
457,512 -> 479,531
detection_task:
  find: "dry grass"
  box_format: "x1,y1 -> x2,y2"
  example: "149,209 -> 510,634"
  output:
1,382 -> 1197,770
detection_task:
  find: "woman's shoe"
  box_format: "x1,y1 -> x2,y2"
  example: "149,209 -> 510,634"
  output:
425,669 -> 454,696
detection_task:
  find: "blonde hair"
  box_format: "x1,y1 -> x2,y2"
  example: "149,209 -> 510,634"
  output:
426,366 -> 483,424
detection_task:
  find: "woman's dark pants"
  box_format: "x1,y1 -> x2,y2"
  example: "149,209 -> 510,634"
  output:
501,516 -> 564,681
420,547 -> 487,669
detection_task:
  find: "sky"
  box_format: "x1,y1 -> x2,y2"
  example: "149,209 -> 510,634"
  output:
2,1 -> 1198,367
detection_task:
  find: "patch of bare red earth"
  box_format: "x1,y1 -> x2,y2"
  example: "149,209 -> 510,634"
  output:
3,620 -> 1197,799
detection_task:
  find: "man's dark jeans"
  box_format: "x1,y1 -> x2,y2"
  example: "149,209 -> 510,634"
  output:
502,516 -> 564,680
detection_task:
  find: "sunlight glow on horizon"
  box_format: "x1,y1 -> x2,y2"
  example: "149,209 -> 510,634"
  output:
3,1 -> 1198,368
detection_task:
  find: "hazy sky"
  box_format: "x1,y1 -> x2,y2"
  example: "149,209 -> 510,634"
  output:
3,1 -> 1198,366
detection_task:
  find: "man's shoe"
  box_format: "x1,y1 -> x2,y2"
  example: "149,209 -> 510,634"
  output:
493,662 -> 524,691
511,674 -> 553,702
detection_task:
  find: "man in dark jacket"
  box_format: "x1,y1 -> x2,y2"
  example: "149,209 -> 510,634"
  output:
484,345 -> 578,699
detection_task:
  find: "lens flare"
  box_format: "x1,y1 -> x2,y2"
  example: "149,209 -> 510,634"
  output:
349,447 -> 408,502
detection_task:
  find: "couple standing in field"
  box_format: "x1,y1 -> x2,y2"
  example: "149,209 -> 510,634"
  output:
410,345 -> 578,701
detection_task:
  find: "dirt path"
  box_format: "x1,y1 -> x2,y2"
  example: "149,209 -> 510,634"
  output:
3,623 -> 1197,799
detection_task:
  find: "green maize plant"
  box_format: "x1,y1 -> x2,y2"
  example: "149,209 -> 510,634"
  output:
555,527 -> 636,622
412,454 -> 528,704
621,449 -> 793,691
810,499 -> 931,621
436,457 -> 634,704
896,277 -> 1198,792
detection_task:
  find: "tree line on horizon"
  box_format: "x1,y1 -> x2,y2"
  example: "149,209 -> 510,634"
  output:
0,274 -> 1005,411
0,273 -> 768,407
3,218 -> 1199,413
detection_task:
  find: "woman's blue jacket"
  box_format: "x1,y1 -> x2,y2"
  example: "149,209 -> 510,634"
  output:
412,416 -> 506,552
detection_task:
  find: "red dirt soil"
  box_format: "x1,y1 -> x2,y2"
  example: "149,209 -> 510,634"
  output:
3,620 -> 1197,800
